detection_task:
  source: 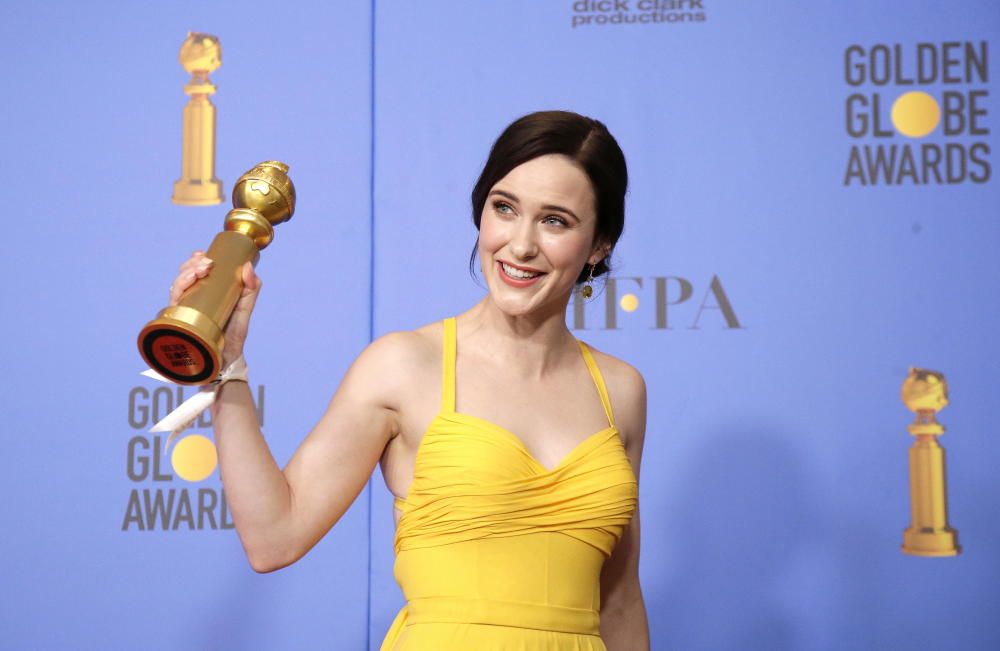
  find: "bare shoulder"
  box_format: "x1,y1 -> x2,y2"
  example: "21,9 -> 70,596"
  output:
363,323 -> 437,364
344,320 -> 442,413
583,345 -> 646,411
582,345 -> 647,456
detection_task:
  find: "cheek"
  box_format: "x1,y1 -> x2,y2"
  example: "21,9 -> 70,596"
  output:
478,211 -> 506,253
542,232 -> 592,267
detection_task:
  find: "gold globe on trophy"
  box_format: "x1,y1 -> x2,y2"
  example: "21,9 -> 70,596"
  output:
140,161 -> 295,384
900,367 -> 961,556
172,32 -> 224,206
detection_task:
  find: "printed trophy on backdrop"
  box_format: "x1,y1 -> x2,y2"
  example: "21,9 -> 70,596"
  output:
900,368 -> 961,556
173,32 -> 225,206
139,161 -> 296,385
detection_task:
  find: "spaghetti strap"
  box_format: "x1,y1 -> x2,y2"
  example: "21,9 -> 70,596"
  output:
441,317 -> 456,412
577,341 -> 616,429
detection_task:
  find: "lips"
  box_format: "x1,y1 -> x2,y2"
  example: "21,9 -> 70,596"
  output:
496,260 -> 544,287
499,259 -> 544,274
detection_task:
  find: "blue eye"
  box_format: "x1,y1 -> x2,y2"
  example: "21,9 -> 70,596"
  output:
493,200 -> 513,214
543,216 -> 567,226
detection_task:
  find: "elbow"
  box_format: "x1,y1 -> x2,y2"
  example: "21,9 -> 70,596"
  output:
248,558 -> 283,574
241,519 -> 308,573
246,545 -> 296,574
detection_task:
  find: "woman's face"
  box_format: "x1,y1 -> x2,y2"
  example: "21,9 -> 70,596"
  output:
479,154 -> 606,317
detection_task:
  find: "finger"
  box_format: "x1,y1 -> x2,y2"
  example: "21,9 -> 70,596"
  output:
192,259 -> 213,278
179,256 -> 208,275
168,279 -> 185,306
170,269 -> 198,297
233,268 -> 261,316
182,252 -> 213,270
177,265 -> 212,290
169,255 -> 215,305
168,279 -> 187,305
241,262 -> 260,291
183,250 -> 205,266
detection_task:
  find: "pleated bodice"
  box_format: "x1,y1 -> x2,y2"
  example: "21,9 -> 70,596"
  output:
380,317 -> 638,651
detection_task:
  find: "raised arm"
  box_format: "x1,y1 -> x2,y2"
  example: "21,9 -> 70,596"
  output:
212,331 -> 406,572
170,253 -> 403,572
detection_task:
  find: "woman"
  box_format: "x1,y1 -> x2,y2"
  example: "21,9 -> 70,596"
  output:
169,111 -> 649,650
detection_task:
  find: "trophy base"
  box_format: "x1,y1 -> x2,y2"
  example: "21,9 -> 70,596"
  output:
902,527 -> 961,557
173,178 -> 224,206
138,305 -> 223,385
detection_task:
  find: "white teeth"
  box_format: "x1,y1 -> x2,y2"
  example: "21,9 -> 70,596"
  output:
501,262 -> 541,279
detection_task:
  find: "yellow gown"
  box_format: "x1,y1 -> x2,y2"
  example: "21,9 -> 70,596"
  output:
380,317 -> 638,650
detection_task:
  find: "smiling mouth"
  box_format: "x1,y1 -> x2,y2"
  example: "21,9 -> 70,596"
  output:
499,260 -> 545,280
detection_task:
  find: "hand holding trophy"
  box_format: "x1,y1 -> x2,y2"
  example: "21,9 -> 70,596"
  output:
168,251 -> 260,368
139,161 -> 295,385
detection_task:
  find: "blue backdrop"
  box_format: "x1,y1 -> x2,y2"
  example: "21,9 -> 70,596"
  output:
2,1 -> 998,649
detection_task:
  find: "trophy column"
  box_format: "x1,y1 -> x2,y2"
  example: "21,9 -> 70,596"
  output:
172,32 -> 224,206
900,368 -> 961,556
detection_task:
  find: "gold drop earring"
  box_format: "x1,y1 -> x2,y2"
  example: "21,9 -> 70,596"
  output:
581,263 -> 596,299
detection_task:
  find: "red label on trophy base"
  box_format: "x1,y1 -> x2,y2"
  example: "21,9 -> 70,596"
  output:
154,335 -> 205,372
142,329 -> 215,384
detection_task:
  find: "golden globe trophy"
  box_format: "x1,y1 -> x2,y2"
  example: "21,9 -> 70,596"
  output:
900,368 -> 961,556
140,161 -> 295,385
172,32 -> 224,206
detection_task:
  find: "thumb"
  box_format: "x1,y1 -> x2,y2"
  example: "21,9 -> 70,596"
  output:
242,261 -> 261,293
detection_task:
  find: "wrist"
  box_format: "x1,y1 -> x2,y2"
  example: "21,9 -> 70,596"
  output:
221,352 -> 245,370
215,354 -> 249,385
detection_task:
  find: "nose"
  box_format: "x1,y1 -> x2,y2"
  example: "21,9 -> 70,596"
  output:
509,217 -> 539,260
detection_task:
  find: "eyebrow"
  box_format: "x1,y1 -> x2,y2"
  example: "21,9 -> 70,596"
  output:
489,189 -> 581,222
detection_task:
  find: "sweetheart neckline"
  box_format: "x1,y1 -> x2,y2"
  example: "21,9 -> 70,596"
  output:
444,411 -> 618,473
393,410 -> 620,511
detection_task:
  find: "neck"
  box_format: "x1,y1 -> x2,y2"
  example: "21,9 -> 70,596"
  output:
458,293 -> 579,380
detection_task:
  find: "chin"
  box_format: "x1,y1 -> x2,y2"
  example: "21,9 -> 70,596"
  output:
489,286 -> 569,320
485,262 -> 572,316
488,287 -> 534,313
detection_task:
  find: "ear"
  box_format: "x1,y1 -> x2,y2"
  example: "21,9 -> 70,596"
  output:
588,241 -> 611,267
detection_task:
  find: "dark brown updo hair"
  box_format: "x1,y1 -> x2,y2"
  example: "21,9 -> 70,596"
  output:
469,110 -> 628,284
